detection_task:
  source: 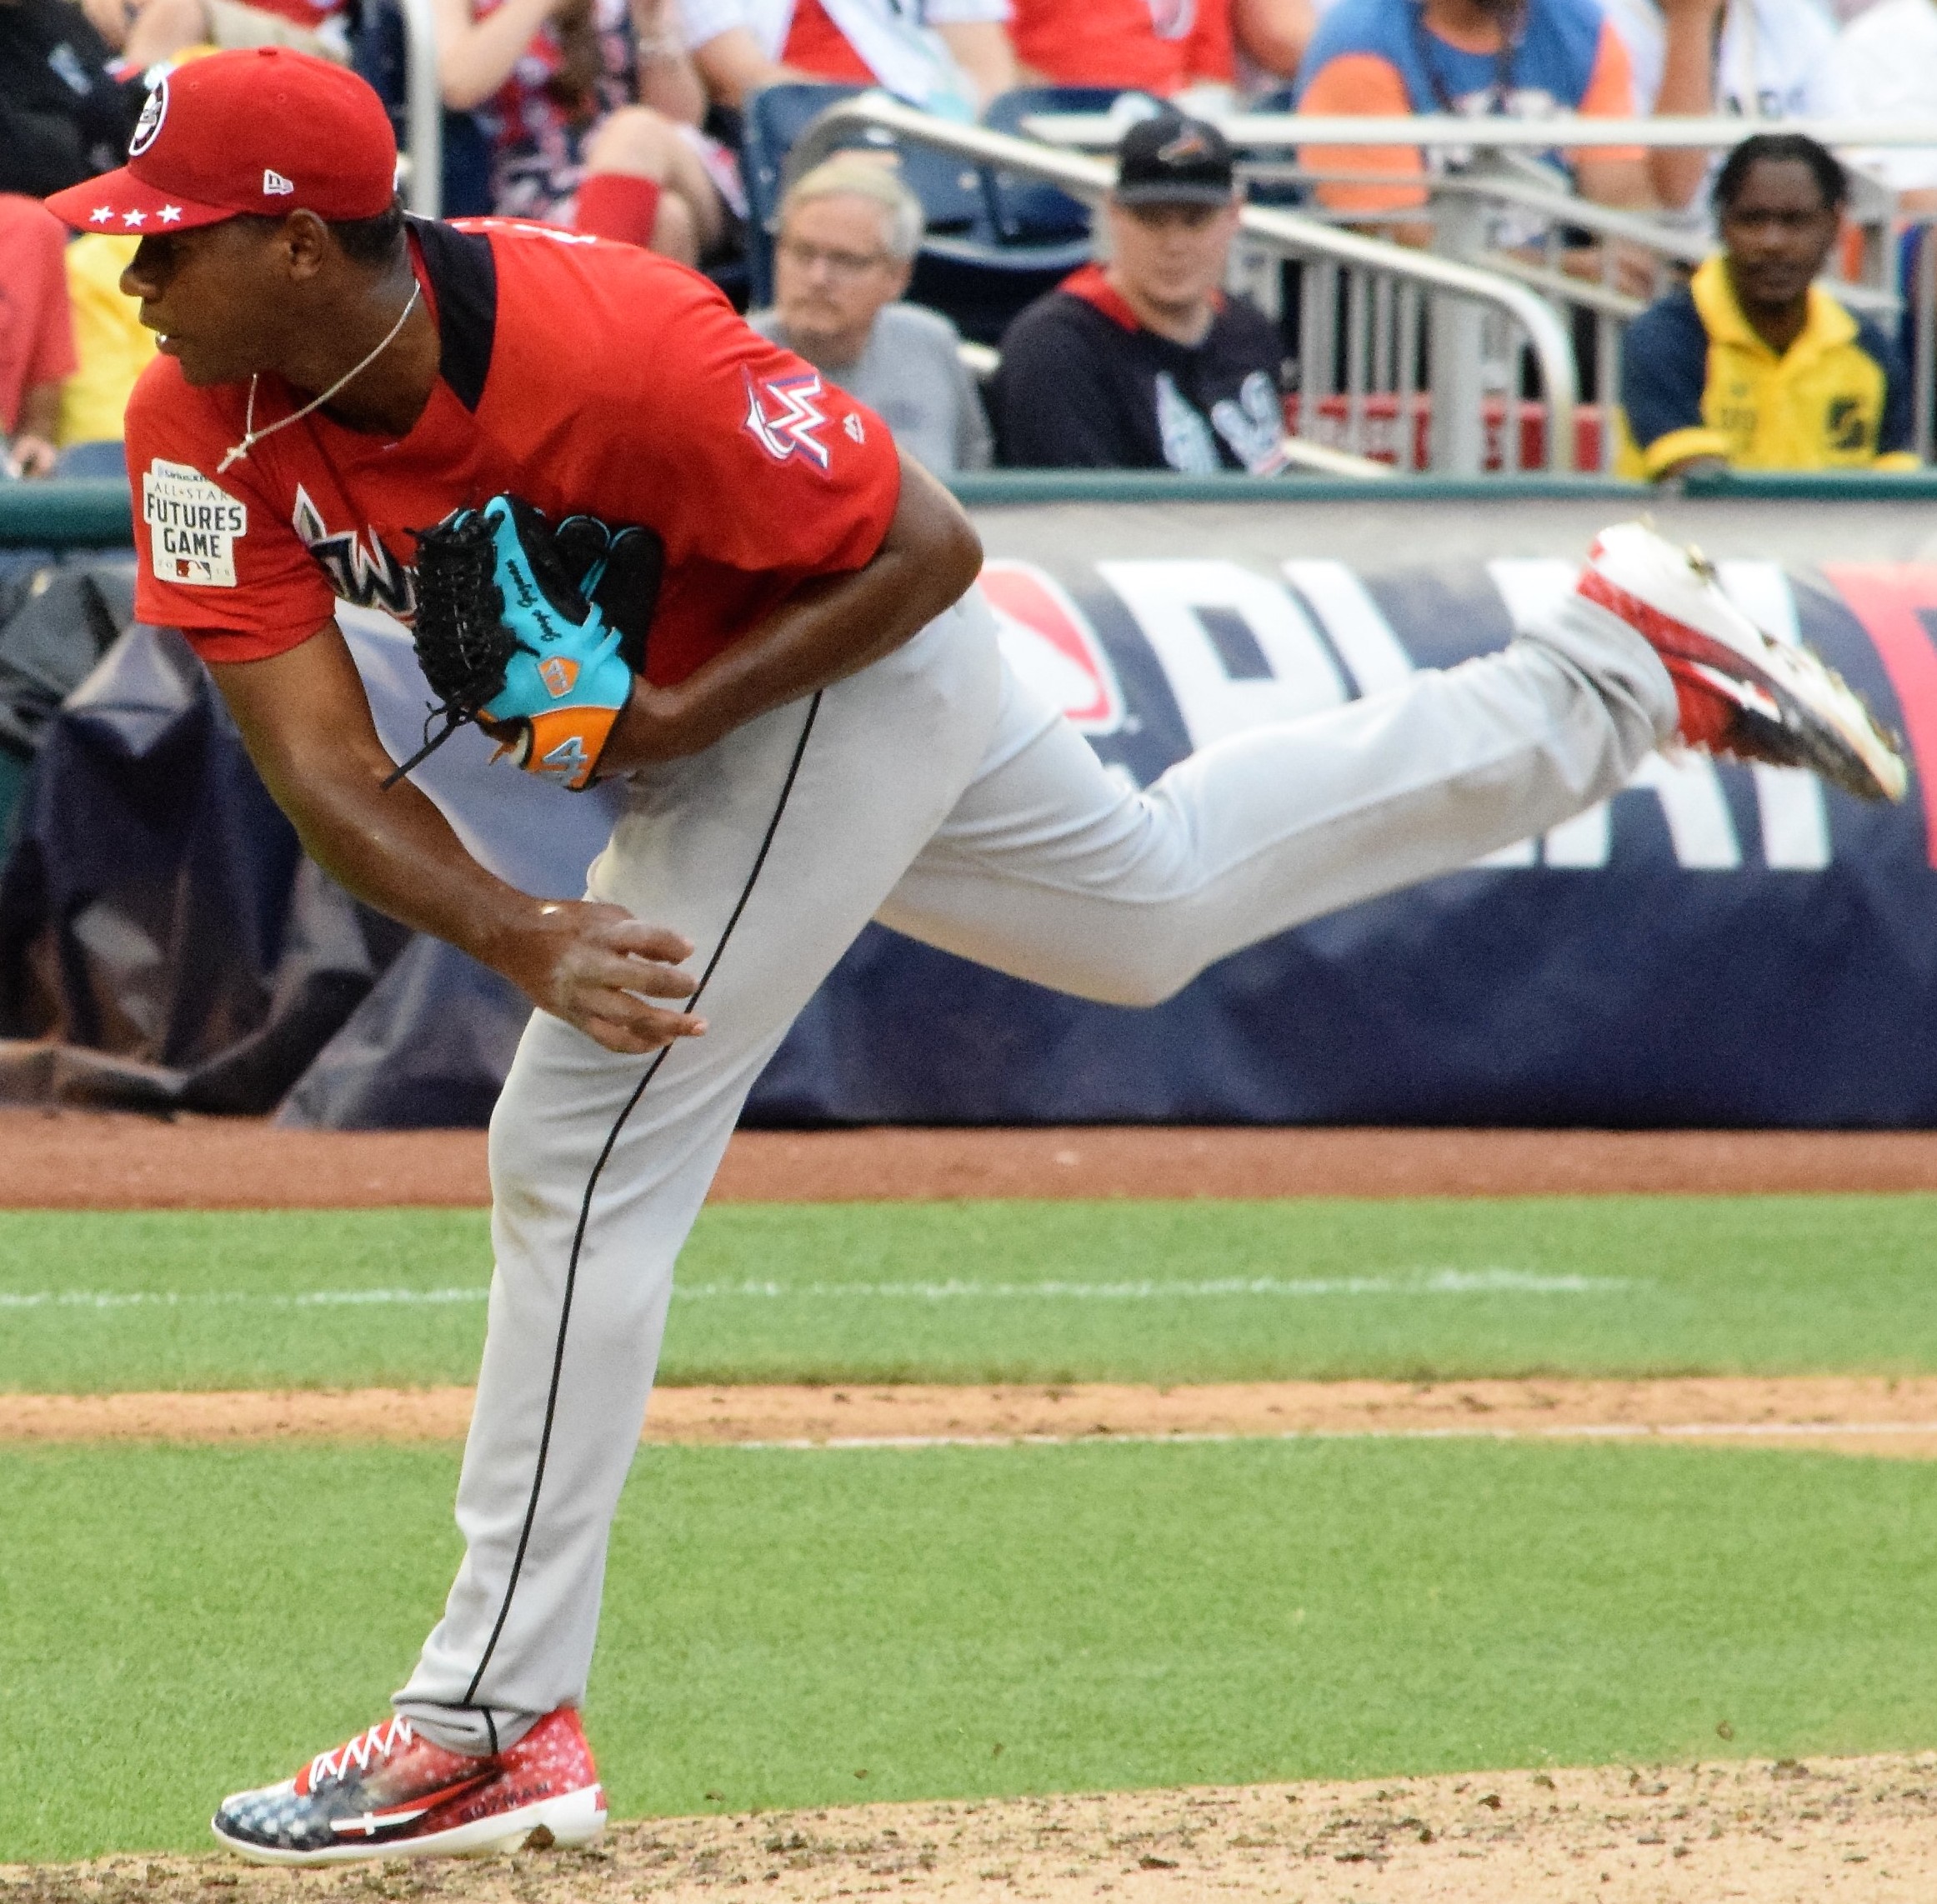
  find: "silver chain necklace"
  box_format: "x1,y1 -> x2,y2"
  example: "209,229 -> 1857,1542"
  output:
218,282 -> 423,474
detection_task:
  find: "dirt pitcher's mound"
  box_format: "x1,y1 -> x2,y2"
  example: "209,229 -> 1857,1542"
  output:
8,1376 -> 1937,1457
7,1753 -> 1934,1903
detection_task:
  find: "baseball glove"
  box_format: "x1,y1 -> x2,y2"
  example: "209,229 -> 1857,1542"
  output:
386,495 -> 663,792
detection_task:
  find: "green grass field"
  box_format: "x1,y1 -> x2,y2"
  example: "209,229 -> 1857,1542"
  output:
5,1437 -> 1935,1861
4,1196 -> 1937,1392
8,1192 -> 1936,1865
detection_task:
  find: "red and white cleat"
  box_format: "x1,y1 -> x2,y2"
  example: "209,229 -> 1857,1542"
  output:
1579,520 -> 1909,804
210,1708 -> 605,1865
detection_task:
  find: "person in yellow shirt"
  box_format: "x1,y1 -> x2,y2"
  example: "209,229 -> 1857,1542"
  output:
58,232 -> 158,452
1617,132 -> 1918,481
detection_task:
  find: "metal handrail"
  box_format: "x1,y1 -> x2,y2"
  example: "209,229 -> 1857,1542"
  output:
1026,113 -> 1937,152
788,93 -> 1582,472
397,0 -> 443,218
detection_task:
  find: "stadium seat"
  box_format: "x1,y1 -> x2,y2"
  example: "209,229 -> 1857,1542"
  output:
743,82 -> 1102,341
981,86 -> 1122,245
742,82 -> 996,305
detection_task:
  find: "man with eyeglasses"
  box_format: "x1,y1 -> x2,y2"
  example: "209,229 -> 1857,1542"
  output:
993,114 -> 1289,472
749,155 -> 992,472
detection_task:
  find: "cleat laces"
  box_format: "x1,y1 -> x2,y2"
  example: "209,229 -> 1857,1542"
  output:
308,1718 -> 414,1789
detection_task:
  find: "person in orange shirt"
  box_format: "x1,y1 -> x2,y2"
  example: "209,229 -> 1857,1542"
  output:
1294,0 -> 1665,225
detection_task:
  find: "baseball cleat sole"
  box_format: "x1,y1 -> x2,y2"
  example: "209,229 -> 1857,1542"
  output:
211,1782 -> 606,1866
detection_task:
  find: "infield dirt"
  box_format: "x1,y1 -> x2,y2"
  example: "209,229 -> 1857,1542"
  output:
6,1755 -> 1934,1903
11,1112 -> 1937,1206
8,1374 -> 1937,1457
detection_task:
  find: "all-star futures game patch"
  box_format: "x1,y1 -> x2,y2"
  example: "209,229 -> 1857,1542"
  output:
143,458 -> 246,587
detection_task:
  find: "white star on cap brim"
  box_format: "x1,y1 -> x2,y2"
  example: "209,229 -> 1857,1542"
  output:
89,207 -> 113,223
159,205 -> 183,223
122,210 -> 147,227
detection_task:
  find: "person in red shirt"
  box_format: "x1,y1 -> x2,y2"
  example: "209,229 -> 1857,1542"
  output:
1009,0 -> 1234,98
0,194 -> 79,478
46,45 -> 1903,1871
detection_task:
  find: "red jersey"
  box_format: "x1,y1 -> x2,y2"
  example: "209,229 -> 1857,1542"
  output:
783,0 -> 874,80
0,195 -> 79,437
246,0 -> 347,26
125,218 -> 900,685
1009,0 -> 1232,92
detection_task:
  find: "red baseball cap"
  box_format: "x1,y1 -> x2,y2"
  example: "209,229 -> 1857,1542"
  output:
44,47 -> 397,237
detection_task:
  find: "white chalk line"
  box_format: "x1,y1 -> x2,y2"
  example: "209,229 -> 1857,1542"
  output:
712,1422 -> 1937,1452
0,1268 -> 1634,1312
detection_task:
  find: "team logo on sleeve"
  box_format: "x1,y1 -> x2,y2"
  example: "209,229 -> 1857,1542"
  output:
143,458 -> 245,587
741,369 -> 832,472
293,484 -> 415,617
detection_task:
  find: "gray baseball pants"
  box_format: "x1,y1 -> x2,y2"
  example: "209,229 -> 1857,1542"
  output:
393,585 -> 1675,1752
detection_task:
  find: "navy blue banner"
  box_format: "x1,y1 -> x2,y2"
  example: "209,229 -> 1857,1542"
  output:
741,550 -> 1937,1128
9,521 -> 1937,1127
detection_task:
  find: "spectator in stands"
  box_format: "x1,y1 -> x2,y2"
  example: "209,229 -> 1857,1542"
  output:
0,0 -> 144,196
1597,0 -> 1841,212
994,114 -> 1290,470
1617,133 -> 1916,479
0,195 -> 79,479
437,0 -> 737,262
1009,0 -> 1233,102
92,0 -> 348,67
1233,0 -> 1321,92
1294,0 -> 1671,227
749,157 -> 993,471
1827,0 -> 1937,213
58,232 -> 156,453
682,0 -> 1015,115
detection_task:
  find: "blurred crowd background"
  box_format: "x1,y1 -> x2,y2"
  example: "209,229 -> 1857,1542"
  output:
5,0 -> 1937,496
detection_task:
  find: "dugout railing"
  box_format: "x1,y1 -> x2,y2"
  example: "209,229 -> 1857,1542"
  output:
1026,112 -> 1937,469
787,94 -> 1584,476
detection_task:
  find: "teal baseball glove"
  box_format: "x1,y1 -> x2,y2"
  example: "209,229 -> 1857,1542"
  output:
389,495 -> 662,791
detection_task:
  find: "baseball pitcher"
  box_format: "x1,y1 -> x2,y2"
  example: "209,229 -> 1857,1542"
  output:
44,47 -> 1906,1864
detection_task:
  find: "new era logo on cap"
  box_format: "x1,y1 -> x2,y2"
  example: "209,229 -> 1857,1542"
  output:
39,47 -> 396,237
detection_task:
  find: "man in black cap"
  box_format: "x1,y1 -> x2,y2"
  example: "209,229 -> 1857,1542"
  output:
993,114 -> 1290,472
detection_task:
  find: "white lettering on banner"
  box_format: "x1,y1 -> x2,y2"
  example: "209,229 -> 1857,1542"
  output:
1097,559 -> 1348,750
1716,561 -> 1831,872
1543,753 -> 1743,869
142,458 -> 245,587
1485,557 -> 1748,872
1281,560 -> 1416,697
